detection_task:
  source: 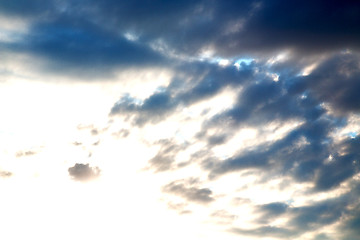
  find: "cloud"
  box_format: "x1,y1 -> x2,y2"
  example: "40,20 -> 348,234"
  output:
2,1 -> 360,239
121,51 -> 360,240
232,226 -> 297,239
1,0 -> 358,81
15,150 -> 37,157
0,170 -> 12,178
110,91 -> 178,126
234,192 -> 355,239
289,197 -> 347,231
313,234 -> 332,240
341,207 -> 360,240
1,0 -> 359,76
162,178 -> 214,204
167,201 -> 192,215
302,53 -> 360,114
82,0 -> 360,58
111,129 -> 129,138
205,120 -> 359,192
256,202 -> 289,220
110,61 -> 255,125
145,139 -> 187,172
5,18 -> 165,77
68,163 -> 101,182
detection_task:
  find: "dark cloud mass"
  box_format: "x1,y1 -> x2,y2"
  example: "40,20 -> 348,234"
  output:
303,53 -> 360,114
1,0 -> 360,75
145,139 -> 188,172
16,150 -> 37,157
68,163 -> 101,182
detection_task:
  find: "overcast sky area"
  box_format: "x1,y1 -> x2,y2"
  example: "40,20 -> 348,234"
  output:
1,1 -> 360,239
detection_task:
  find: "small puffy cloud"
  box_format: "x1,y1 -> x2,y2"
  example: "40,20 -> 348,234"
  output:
68,163 -> 101,182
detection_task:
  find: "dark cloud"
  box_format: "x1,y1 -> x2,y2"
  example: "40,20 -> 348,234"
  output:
303,53 -> 360,114
289,197 -> 347,231
2,1 -> 360,238
110,91 -> 178,126
219,0 -> 360,56
117,52 -> 360,199
162,178 -> 214,204
110,62 -> 255,126
1,0 -> 359,77
81,0 -> 360,57
195,54 -> 360,193
257,202 -> 289,220
238,192 -> 357,239
337,182 -> 360,240
341,207 -> 360,240
204,118 -> 359,192
5,18 -> 165,77
68,163 -> 101,182
205,118 -> 330,178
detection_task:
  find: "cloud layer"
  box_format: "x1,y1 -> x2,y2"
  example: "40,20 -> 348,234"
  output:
1,1 -> 360,239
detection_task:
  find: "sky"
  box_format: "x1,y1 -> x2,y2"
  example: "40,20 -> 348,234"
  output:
0,1 -> 360,239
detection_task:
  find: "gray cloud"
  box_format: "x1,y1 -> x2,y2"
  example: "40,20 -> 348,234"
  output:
289,198 -> 347,231
256,202 -> 289,223
1,0 -> 359,79
303,53 -> 360,114
167,201 -> 192,215
162,178 -> 214,204
0,170 -> 12,178
110,62 -> 256,126
248,185 -> 360,240
3,1 -> 360,239
234,193 -> 353,239
68,163 -> 101,182
145,139 -> 188,172
232,226 -> 297,239
62,0 -> 360,57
